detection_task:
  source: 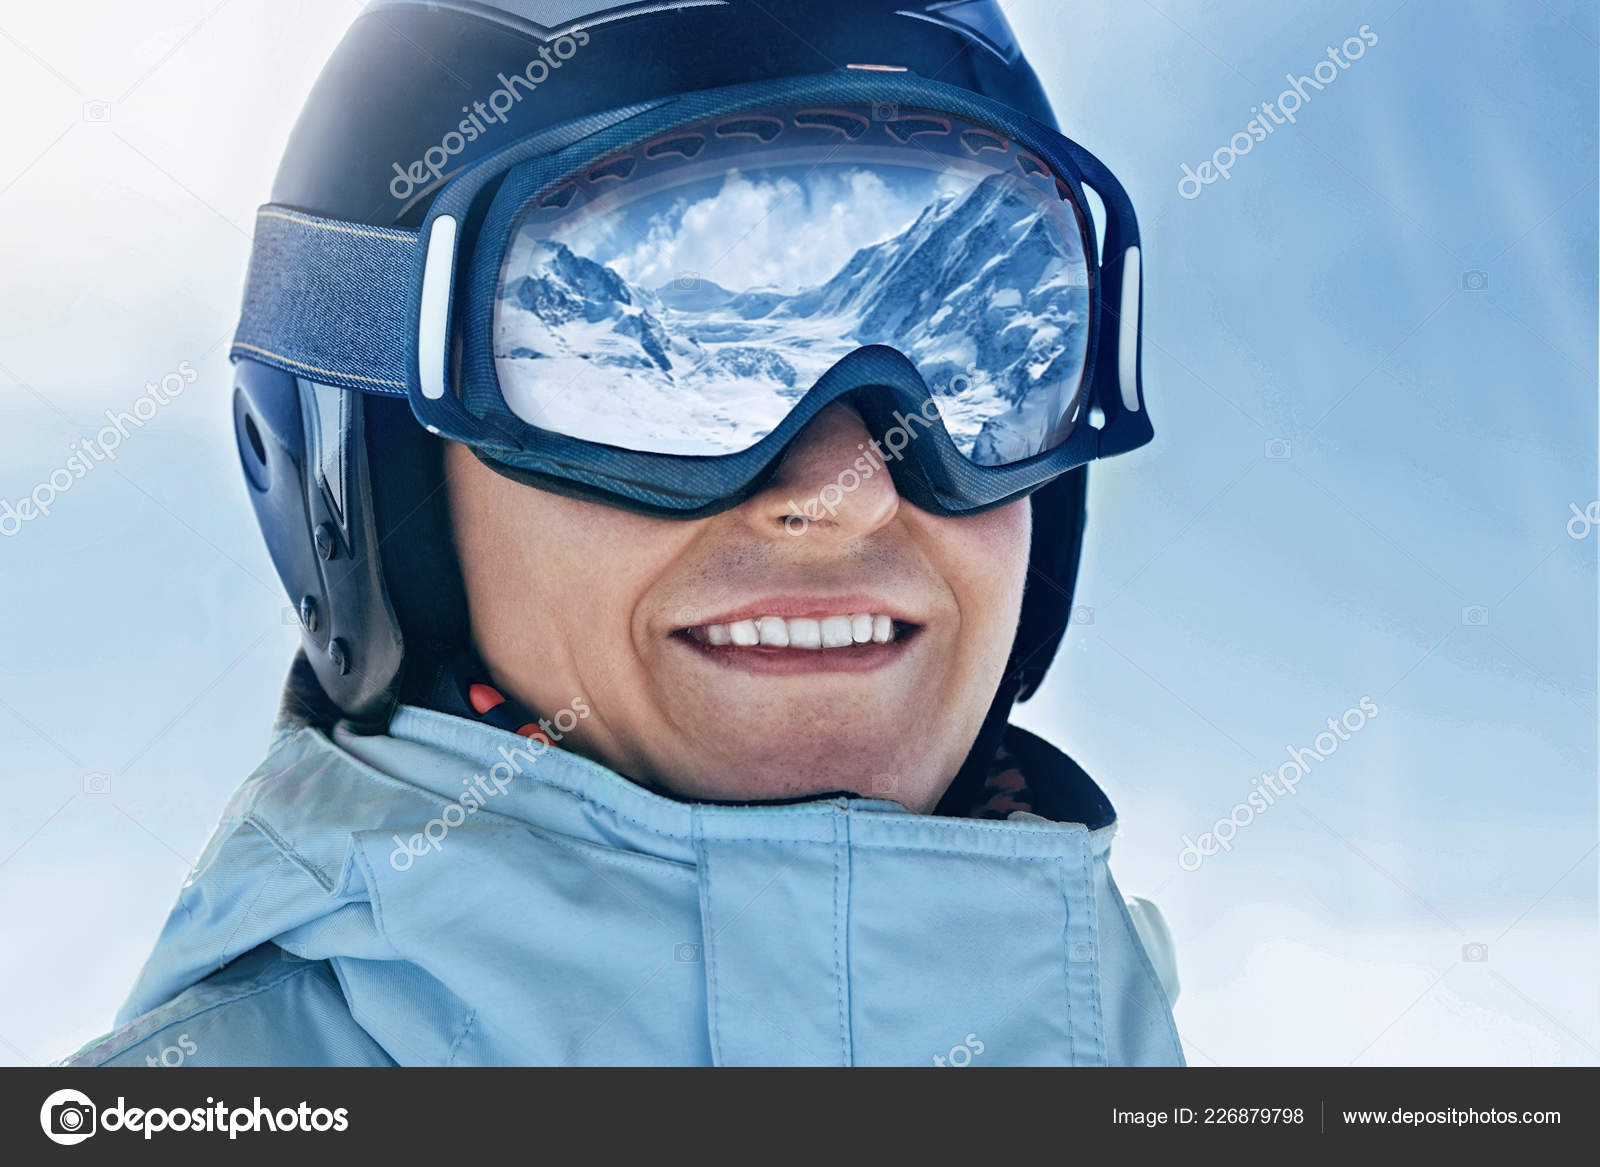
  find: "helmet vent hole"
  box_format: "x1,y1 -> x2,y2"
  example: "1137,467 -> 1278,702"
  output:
1088,405 -> 1106,431
244,413 -> 267,465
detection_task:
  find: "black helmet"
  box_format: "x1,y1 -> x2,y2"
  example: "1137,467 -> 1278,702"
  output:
234,1 -> 1099,805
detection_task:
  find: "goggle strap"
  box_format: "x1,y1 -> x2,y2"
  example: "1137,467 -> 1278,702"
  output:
231,205 -> 418,397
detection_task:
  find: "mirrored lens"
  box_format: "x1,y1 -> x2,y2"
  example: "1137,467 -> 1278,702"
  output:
494,104 -> 1090,465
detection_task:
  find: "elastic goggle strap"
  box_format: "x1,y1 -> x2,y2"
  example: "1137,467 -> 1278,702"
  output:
233,206 -> 420,396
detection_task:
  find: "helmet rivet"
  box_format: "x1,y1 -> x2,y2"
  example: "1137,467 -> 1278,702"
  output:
327,638 -> 351,676
298,595 -> 320,634
314,523 -> 338,560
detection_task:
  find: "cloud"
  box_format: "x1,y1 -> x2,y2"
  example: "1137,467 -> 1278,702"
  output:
556,165 -> 950,293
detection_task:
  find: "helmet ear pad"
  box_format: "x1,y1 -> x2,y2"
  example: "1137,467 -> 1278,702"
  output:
931,465 -> 1085,815
364,393 -> 472,710
232,357 -> 471,730
233,360 -> 404,728
1013,465 -> 1089,703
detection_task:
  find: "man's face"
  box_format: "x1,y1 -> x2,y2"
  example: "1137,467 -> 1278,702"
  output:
445,403 -> 1031,813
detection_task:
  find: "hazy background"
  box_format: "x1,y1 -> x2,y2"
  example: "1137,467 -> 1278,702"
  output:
0,0 -> 1594,1065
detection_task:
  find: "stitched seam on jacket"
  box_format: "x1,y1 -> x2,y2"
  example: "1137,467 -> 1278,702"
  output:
693,818 -> 724,1066
523,823 -> 698,882
305,724 -> 684,842
833,813 -> 847,1065
1059,856 -> 1074,1063
240,752 -> 345,892
1078,833 -> 1105,1065
446,1009 -> 479,1066
75,960 -> 333,1066
1104,873 -> 1186,1063
808,842 -> 1064,860
699,822 -> 1079,845
216,857 -> 291,968
348,839 -> 391,946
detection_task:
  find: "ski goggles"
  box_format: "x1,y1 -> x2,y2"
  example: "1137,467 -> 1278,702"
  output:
233,71 -> 1150,516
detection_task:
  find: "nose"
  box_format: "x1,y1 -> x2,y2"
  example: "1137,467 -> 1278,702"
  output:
741,402 -> 900,540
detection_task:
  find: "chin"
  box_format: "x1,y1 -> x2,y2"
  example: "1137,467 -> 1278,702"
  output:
657,746 -> 950,812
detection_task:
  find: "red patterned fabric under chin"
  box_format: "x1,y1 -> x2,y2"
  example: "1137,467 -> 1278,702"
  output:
969,741 -> 1035,818
464,681 -> 558,746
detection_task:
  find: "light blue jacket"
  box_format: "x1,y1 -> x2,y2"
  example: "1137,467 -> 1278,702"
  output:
63,705 -> 1183,1066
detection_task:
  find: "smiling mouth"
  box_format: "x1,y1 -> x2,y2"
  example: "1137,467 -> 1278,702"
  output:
683,613 -> 913,648
673,612 -> 922,674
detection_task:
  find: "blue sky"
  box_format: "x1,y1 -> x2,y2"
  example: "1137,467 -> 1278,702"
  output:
1002,0 -> 1597,1061
0,0 -> 1594,1065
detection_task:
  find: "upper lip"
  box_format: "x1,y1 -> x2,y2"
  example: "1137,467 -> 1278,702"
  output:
675,595 -> 923,629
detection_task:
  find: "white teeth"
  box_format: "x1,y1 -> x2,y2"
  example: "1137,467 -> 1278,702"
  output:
690,614 -> 903,649
820,616 -> 854,648
787,618 -> 823,649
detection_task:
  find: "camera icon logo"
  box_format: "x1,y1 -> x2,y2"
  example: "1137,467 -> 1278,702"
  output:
1071,605 -> 1095,626
1461,605 -> 1489,627
674,941 -> 702,962
40,1088 -> 97,1146
672,271 -> 701,291
868,772 -> 899,796
871,101 -> 900,121
1461,270 -> 1488,291
1264,438 -> 1292,460
83,771 -> 111,795
82,100 -> 112,123
1462,942 -> 1489,963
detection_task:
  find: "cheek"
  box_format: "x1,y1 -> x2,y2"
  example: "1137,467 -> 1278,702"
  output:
445,444 -> 685,654
943,499 -> 1032,637
447,450 -> 555,627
